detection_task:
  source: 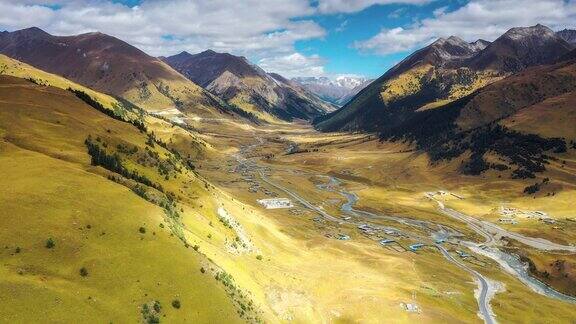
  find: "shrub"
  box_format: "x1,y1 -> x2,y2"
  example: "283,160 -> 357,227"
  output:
79,267 -> 89,277
256,255 -> 263,261
200,267 -> 206,273
524,183 -> 541,194
171,299 -> 181,309
45,238 -> 55,249
139,227 -> 146,234
153,300 -> 161,313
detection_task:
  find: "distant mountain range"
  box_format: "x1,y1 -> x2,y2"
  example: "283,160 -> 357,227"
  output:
0,27 -> 335,123
163,50 -> 335,122
315,24 -> 576,178
291,76 -> 373,106
557,29 -> 576,45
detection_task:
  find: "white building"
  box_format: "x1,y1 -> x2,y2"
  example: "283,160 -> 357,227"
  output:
257,198 -> 294,209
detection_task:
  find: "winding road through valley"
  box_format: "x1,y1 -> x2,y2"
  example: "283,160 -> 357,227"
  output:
232,136 -> 575,324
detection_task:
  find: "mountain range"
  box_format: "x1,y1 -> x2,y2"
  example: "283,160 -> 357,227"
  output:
316,24 -> 576,178
316,24 -> 574,133
163,50 -> 335,122
0,27 -> 232,118
0,27 -> 334,123
291,76 -> 373,106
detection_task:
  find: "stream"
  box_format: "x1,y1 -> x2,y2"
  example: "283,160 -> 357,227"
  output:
319,175 -> 576,305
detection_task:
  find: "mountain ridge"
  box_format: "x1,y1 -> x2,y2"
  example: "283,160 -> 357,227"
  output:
292,76 -> 373,106
0,27 -> 237,119
163,50 -> 335,122
315,24 -> 574,133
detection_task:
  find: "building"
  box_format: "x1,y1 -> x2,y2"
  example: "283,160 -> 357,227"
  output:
257,198 -> 293,209
409,243 -> 425,252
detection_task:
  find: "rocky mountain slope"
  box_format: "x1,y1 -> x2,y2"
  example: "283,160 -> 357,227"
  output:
292,76 -> 372,106
465,24 -> 573,72
163,50 -> 335,122
380,49 -> 576,179
0,27 -> 233,118
315,24 -> 573,133
557,29 -> 576,45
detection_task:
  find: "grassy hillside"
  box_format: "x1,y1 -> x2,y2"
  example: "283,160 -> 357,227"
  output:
315,64 -> 499,132
0,54 -> 118,109
0,75 -> 251,323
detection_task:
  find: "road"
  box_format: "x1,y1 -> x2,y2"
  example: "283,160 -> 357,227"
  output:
436,203 -> 576,252
257,170 -> 341,223
436,245 -> 496,324
257,169 -> 498,324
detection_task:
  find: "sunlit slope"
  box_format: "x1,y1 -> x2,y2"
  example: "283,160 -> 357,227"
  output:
457,57 -> 576,132
315,53 -> 500,132
163,50 -> 334,122
0,75 -> 243,323
0,53 -> 214,156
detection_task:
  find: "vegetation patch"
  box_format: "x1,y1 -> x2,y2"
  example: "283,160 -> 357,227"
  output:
45,238 -> 55,249
85,136 -> 163,192
379,93 -> 566,178
70,89 -> 147,133
141,300 -> 162,324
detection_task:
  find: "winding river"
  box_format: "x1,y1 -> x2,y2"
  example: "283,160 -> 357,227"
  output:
238,137 -> 575,324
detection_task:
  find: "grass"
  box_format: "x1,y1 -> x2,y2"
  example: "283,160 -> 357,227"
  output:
0,75 -> 243,323
2,56 -> 576,323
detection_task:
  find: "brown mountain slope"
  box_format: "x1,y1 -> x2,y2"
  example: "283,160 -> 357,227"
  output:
163,50 -> 335,122
457,57 -> 576,130
465,24 -> 574,72
0,27 -> 231,118
315,24 -> 573,133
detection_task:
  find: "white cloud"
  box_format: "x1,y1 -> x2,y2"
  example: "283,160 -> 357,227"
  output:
0,0 -> 327,76
316,0 -> 433,14
354,0 -> 576,55
258,53 -> 326,77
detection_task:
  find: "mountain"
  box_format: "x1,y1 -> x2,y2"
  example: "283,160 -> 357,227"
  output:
292,76 -> 373,106
315,24 -> 573,133
465,24 -> 574,72
379,51 -> 576,177
314,35 -> 497,132
557,29 -> 576,45
163,50 -> 335,122
469,39 -> 491,52
0,27 -> 232,118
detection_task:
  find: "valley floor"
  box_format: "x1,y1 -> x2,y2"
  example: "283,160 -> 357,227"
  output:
195,121 -> 576,323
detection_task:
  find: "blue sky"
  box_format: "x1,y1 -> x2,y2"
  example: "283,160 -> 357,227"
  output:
294,2 -> 455,77
1,1 -> 575,79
